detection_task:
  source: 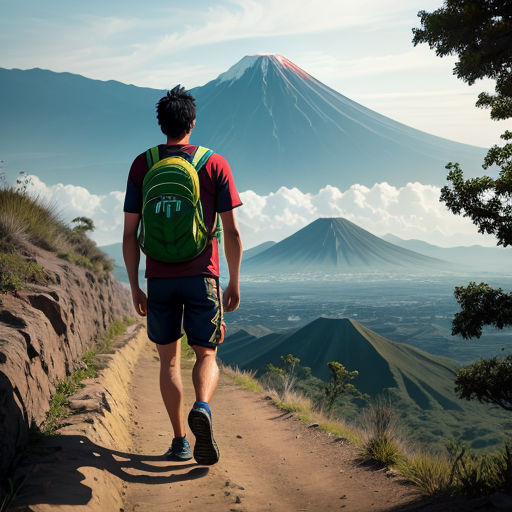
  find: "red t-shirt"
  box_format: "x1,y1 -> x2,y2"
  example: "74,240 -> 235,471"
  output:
123,144 -> 242,278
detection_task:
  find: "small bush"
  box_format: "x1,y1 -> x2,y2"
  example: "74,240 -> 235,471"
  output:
0,252 -> 46,292
359,396 -> 403,467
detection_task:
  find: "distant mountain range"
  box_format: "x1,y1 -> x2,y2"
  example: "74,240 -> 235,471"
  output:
220,317 -> 510,449
383,234 -> 512,271
243,217 -> 449,273
0,67 -> 163,192
101,217 -> 511,278
1,54 -> 487,194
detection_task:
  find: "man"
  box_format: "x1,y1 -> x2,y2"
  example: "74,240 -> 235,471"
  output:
122,85 -> 242,466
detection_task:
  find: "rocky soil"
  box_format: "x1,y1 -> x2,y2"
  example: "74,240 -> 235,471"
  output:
0,242 -> 132,478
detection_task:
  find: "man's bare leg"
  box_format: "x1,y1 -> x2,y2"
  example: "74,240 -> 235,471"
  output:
191,345 -> 219,402
156,340 -> 185,437
188,344 -> 220,465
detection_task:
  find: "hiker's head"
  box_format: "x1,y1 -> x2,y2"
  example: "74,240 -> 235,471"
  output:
156,85 -> 196,139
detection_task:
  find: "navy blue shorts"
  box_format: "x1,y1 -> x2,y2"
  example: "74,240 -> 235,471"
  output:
147,275 -> 224,349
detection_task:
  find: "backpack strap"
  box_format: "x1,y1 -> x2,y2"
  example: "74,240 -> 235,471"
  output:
146,146 -> 160,168
191,147 -> 222,242
191,146 -> 214,171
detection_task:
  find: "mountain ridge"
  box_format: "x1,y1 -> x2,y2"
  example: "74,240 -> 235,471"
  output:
383,233 -> 512,270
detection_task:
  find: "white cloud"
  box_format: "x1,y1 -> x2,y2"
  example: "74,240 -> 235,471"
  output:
0,0 -> 411,85
21,175 -> 498,251
237,182 -> 498,249
132,0 -> 412,60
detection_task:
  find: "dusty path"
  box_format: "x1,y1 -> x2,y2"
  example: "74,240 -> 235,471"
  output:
122,344 -> 421,512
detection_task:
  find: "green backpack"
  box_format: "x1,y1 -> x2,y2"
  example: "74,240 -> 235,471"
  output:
138,145 -> 221,263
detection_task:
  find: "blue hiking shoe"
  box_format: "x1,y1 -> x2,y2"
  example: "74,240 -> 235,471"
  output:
188,404 -> 220,465
164,436 -> 192,461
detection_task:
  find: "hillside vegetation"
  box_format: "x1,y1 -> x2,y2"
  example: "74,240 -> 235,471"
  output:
220,318 -> 512,451
222,361 -> 512,500
0,184 -> 113,292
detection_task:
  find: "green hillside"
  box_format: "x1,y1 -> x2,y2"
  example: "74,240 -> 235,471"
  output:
220,318 -> 511,450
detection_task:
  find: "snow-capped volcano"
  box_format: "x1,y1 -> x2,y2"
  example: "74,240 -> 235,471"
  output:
217,54 -> 312,83
190,54 -> 486,193
0,55 -> 487,193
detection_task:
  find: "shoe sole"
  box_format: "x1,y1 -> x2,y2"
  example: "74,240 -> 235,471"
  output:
188,409 -> 220,465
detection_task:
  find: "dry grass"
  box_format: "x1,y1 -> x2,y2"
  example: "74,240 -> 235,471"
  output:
268,388 -> 313,414
398,452 -> 453,496
0,187 -> 63,251
221,363 -> 361,444
222,364 -> 263,392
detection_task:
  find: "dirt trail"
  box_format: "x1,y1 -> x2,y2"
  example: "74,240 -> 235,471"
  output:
122,344 -> 421,512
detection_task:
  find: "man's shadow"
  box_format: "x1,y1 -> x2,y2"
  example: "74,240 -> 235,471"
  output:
13,433 -> 209,507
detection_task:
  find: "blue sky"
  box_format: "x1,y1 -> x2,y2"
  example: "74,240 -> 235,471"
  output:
1,0 -> 507,147
2,0 -> 508,247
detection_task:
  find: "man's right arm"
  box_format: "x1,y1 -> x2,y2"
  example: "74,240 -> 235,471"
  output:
122,212 -> 147,316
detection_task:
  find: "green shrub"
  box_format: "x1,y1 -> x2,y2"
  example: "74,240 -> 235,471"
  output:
447,440 -> 512,497
0,252 -> 47,292
58,252 -> 95,270
96,317 -> 135,353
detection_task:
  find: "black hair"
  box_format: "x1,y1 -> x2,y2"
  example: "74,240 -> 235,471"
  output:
156,85 -> 196,138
